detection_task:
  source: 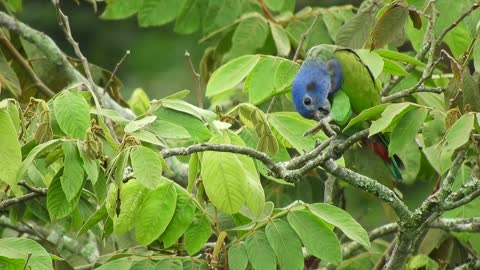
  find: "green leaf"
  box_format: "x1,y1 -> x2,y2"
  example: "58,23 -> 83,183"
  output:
17,140 -> 62,183
47,174 -> 81,220
78,203 -> 107,235
174,0 -> 205,34
330,90 -> 352,126
286,15 -> 332,53
94,258 -> 133,270
206,55 -> 260,97
369,103 -> 415,136
61,141 -> 85,202
336,8 -> 376,49
309,203 -> 370,248
265,220 -> 304,270
53,90 -> 90,140
344,104 -> 388,131
138,0 -> 184,27
77,141 -> 99,184
268,112 -> 327,152
130,145 -> 166,189
355,49 -> 384,79
245,56 -> 298,104
0,108 -> 22,195
184,212 -> 212,255
159,185 -> 196,248
0,51 -> 21,97
158,98 -> 216,122
270,22 -> 290,57
375,49 -> 425,67
424,113 -> 475,174
287,210 -> 341,265
201,133 -> 248,214
227,15 -> 269,59
323,8 -> 355,41
135,181 -> 177,245
227,131 -> 265,217
131,130 -> 166,147
145,119 -> 190,139
382,58 -> 409,76
246,231 -> 277,270
187,153 -> 199,193
113,180 -> 148,234
155,258 -> 183,269
124,115 -> 157,133
202,0 -> 241,35
153,108 -> 211,142
101,0 -> 142,19
335,48 -> 381,113
228,242 -> 248,270
389,108 -> 428,157
0,238 -> 52,270
0,256 -> 24,270
127,88 -> 151,115
406,255 -> 439,270
338,252 -> 383,270
371,3 -> 409,49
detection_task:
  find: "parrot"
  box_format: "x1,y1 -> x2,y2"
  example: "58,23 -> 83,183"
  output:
291,45 -> 403,182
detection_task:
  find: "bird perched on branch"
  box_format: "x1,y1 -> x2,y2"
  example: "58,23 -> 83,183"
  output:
292,45 -> 403,181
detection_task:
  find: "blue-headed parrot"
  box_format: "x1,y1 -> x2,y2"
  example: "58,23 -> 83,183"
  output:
291,45 -> 403,181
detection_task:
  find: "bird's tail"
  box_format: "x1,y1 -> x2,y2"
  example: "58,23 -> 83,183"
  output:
366,134 -> 404,182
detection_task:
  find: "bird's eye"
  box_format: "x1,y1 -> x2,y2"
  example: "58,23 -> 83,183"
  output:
303,97 -> 312,106
306,82 -> 316,91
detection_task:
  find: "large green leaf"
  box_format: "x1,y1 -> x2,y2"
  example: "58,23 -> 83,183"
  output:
265,220 -> 304,270
344,104 -> 388,131
228,242 -> 248,270
371,3 -> 409,49
138,0 -> 184,27
0,51 -> 21,97
101,0 -> 142,19
245,56 -> 298,104
227,131 -> 265,217
53,90 -> 90,140
155,258 -> 183,269
268,112 -> 327,152
130,145 -> 166,189
309,203 -> 370,248
153,108 -> 211,142
17,140 -> 62,182
270,22 -> 290,57
47,173 -> 81,220
287,210 -> 341,265
335,48 -> 381,113
206,55 -> 260,97
174,0 -> 205,34
375,49 -> 425,67
227,14 -> 269,59
145,119 -> 191,139
201,133 -> 249,214
389,107 -> 428,157
77,141 -> 99,185
61,141 -> 85,202
286,14 -> 332,53
246,230 -> 276,270
335,8 -> 376,49
330,90 -> 352,126
0,108 -> 22,195
369,103 -> 415,136
113,180 -> 148,234
135,181 -> 177,245
202,0 -> 241,35
159,185 -> 196,248
184,212 -> 212,255
0,238 -> 52,270
424,113 -> 475,174
94,258 -> 133,270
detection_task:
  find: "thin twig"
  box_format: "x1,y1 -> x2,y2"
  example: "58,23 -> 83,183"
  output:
185,50 -> 203,109
22,253 -> 32,270
257,0 -> 277,23
104,50 -> 130,94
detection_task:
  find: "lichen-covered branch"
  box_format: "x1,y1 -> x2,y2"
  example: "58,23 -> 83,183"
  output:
0,11 -> 134,119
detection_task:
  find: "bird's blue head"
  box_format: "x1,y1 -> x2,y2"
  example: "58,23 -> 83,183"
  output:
292,59 -> 332,120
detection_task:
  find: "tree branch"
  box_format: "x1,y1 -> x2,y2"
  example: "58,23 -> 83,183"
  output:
0,11 -> 134,119
0,35 -> 55,97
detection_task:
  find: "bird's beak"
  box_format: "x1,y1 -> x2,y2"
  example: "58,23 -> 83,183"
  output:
313,101 -> 331,121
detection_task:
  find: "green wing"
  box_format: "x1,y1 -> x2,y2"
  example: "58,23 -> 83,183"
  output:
334,47 -> 381,113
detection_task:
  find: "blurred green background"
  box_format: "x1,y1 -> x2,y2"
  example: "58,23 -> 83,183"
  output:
18,0 -> 362,103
